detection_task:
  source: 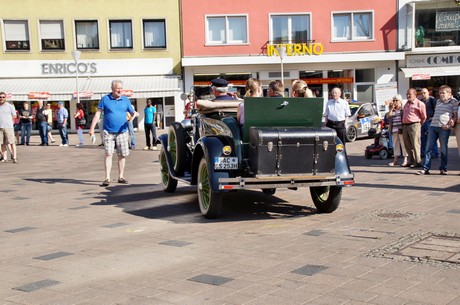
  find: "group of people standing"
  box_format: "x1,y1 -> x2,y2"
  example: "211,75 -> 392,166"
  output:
385,86 -> 459,175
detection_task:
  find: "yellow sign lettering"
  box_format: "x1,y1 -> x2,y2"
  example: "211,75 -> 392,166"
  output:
267,43 -> 324,57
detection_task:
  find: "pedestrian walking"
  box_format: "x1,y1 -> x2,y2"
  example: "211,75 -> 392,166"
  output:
89,80 -> 138,186
402,88 -> 426,168
75,103 -> 85,147
19,102 -> 33,146
324,87 -> 351,145
155,103 -> 163,129
0,92 -> 18,163
56,101 -> 69,146
143,99 -> 158,150
417,85 -> 458,175
35,100 -> 49,146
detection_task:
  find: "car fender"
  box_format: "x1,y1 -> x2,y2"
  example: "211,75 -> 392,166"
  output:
158,133 -> 177,177
193,136 -> 231,192
334,137 -> 352,176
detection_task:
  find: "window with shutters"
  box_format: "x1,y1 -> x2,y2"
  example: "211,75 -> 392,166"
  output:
39,20 -> 65,50
3,20 -> 30,51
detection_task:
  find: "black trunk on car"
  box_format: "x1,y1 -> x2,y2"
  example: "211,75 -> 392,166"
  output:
248,127 -> 337,176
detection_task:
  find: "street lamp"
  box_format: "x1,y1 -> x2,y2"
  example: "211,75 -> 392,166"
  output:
71,49 -> 81,104
276,46 -> 287,94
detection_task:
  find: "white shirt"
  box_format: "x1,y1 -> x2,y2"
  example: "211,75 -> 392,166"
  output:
324,98 -> 350,121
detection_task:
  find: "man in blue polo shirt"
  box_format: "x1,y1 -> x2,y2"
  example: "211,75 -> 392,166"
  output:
89,80 -> 138,187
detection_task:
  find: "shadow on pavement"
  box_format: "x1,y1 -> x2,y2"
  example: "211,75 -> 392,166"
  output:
90,183 -> 318,223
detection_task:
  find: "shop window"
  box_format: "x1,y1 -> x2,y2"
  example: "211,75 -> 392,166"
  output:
356,69 -> 375,82
3,20 -> 30,51
271,14 -> 310,44
39,20 -> 65,51
143,19 -> 166,49
75,20 -> 99,49
332,12 -> 373,41
415,6 -> 460,48
206,15 -> 248,45
109,20 -> 133,49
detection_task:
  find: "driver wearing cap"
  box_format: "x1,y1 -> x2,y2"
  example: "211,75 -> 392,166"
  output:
211,78 -> 237,101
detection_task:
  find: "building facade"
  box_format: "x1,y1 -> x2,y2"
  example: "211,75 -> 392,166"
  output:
0,0 -> 183,132
397,0 -> 460,98
181,0 -> 403,118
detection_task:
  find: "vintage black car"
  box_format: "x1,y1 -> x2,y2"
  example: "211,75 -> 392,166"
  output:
159,97 -> 354,218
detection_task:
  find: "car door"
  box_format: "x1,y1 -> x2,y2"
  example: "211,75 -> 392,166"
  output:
356,104 -> 380,136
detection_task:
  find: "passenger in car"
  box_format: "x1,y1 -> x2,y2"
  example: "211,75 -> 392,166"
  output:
237,78 -> 262,132
291,79 -> 314,98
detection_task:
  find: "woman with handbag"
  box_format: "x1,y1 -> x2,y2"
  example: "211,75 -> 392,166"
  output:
74,103 -> 86,147
386,94 -> 408,167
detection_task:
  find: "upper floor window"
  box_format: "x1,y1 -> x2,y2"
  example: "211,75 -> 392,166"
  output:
206,15 -> 248,45
75,20 -> 99,50
271,14 -> 311,44
415,7 -> 460,48
3,20 -> 30,51
143,19 -> 166,49
109,20 -> 133,49
332,12 -> 373,41
39,20 -> 65,50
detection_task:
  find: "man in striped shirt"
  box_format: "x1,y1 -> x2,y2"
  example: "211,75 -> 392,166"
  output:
417,85 -> 458,175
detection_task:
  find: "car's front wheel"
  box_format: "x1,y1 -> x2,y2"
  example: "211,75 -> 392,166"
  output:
197,158 -> 222,218
160,147 -> 178,193
346,126 -> 357,142
309,186 -> 342,213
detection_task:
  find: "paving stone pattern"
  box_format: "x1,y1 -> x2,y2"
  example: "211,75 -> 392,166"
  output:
1,133 -> 460,304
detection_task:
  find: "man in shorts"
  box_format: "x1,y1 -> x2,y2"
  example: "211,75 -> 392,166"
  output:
89,80 -> 138,186
0,92 -> 18,163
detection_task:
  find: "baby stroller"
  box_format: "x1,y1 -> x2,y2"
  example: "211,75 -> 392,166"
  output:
364,120 -> 393,160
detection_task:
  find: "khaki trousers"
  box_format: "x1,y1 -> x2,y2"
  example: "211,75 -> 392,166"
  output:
403,122 -> 422,165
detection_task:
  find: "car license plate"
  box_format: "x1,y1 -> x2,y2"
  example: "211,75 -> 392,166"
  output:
214,157 -> 238,170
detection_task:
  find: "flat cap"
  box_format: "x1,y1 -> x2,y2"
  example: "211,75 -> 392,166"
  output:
211,78 -> 228,87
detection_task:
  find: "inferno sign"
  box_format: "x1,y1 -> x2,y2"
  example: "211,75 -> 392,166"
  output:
267,43 -> 324,57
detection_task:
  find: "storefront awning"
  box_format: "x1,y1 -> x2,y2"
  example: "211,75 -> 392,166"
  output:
0,75 -> 182,101
401,66 -> 460,78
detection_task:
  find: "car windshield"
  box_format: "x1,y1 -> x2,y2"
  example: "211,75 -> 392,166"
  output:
349,105 -> 360,116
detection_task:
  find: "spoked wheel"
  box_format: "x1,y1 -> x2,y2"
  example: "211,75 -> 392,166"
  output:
160,147 -> 177,192
262,188 -> 276,195
309,186 -> 342,213
197,158 -> 222,218
168,123 -> 186,175
346,126 -> 357,142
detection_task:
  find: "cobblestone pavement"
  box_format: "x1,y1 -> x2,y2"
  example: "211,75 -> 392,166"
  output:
1,131 -> 460,305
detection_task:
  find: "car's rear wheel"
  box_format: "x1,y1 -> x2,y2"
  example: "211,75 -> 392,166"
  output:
168,123 -> 186,175
160,147 -> 178,192
197,158 -> 222,218
346,126 -> 357,142
309,186 -> 342,213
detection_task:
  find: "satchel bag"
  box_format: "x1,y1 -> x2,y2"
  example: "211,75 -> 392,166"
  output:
77,118 -> 86,126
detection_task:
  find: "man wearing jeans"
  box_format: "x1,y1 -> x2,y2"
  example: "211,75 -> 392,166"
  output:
417,85 -> 458,175
56,101 -> 69,146
143,99 -> 157,150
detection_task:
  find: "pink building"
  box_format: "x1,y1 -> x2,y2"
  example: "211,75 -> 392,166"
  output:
181,0 -> 404,116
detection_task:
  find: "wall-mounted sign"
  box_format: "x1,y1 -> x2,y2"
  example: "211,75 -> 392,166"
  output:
436,11 -> 460,31
302,77 -> 353,84
267,43 -> 324,57
42,62 -> 97,75
122,89 -> 134,97
73,91 -> 94,98
412,74 -> 431,80
28,92 -> 51,99
406,53 -> 460,67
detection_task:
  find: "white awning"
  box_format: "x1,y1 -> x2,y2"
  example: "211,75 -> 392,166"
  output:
0,75 -> 182,101
401,66 -> 460,78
